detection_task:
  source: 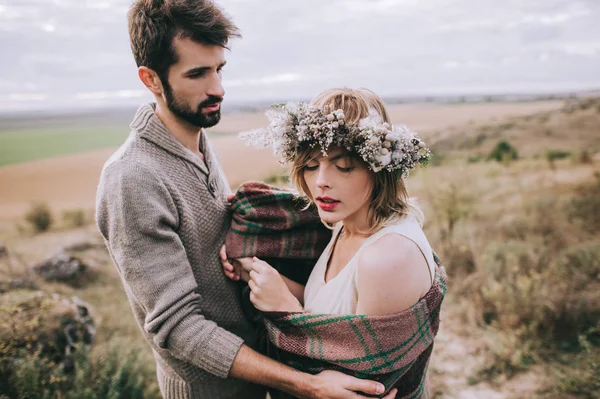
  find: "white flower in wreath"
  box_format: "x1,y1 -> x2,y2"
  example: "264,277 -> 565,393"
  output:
375,152 -> 392,169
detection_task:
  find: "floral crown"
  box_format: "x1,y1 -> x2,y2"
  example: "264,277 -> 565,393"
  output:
240,102 -> 431,178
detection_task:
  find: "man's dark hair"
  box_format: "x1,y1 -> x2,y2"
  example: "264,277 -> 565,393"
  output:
128,0 -> 240,82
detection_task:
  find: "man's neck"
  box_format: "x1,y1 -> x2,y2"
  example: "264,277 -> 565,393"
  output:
154,102 -> 202,156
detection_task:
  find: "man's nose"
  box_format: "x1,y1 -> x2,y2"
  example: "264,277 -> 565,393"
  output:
207,72 -> 225,99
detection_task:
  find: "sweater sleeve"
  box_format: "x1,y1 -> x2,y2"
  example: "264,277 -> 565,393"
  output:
96,160 -> 243,378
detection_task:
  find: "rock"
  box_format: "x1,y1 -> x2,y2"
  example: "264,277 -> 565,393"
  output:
31,251 -> 89,286
0,291 -> 96,364
0,278 -> 38,294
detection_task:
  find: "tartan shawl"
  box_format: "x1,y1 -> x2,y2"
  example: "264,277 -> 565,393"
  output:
264,256 -> 447,399
226,181 -> 332,263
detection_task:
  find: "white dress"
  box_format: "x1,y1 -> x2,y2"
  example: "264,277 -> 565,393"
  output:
303,214 -> 436,314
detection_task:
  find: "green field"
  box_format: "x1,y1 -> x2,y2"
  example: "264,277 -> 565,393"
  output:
0,127 -> 129,167
0,126 -> 230,167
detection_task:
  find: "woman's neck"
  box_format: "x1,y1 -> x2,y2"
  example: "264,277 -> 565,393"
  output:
340,206 -> 372,239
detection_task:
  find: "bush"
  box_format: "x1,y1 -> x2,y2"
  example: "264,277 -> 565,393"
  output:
578,150 -> 593,164
473,240 -> 600,378
62,209 -> 87,228
546,150 -> 571,169
0,346 -> 146,399
487,141 -> 518,163
428,150 -> 445,167
467,155 -> 482,164
483,240 -> 598,333
25,203 -> 53,232
546,150 -> 571,161
454,180 -> 600,380
569,174 -> 600,234
541,339 -> 600,399
262,172 -> 289,186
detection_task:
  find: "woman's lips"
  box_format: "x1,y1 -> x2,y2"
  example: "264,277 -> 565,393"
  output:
316,199 -> 340,211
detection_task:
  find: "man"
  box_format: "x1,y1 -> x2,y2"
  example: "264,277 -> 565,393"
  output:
96,1 -> 393,398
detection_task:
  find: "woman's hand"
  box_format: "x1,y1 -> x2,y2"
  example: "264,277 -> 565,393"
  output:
248,257 -> 303,312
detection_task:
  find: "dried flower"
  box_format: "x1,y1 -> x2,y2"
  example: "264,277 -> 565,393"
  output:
239,102 -> 431,177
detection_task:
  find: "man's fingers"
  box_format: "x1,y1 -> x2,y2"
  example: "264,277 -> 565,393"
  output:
382,388 -> 397,399
226,194 -> 234,202
344,377 -> 385,396
219,244 -> 227,260
223,260 -> 233,272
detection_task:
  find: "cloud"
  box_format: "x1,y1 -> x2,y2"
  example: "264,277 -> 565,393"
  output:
0,0 -> 599,110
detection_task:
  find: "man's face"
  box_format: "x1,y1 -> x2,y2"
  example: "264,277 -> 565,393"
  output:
161,37 -> 226,128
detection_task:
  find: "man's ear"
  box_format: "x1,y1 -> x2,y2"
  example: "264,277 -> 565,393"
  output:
138,66 -> 164,96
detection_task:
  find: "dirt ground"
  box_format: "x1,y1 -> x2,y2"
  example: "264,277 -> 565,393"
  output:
0,101 -> 562,221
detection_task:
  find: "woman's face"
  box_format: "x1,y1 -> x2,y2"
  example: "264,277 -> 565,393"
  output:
303,147 -> 373,226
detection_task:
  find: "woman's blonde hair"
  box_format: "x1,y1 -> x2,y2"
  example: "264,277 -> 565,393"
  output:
290,88 -> 424,232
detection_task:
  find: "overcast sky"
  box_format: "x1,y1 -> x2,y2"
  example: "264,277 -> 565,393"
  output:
1,0 -> 599,111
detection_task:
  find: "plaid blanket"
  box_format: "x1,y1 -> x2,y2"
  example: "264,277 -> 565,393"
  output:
227,181 -> 332,325
264,256 -> 447,399
226,181 -> 332,284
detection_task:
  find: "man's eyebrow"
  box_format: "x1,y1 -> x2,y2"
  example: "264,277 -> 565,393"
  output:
184,66 -> 210,77
183,62 -> 226,77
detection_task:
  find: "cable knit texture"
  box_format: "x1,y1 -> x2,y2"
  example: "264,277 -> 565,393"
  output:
96,103 -> 259,398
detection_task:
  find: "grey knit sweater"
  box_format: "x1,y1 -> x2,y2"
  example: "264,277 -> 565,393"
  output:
96,104 -> 260,398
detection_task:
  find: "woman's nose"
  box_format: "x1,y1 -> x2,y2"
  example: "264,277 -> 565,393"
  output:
316,166 -> 330,189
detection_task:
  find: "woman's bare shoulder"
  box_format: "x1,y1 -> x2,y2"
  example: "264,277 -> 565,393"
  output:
356,233 -> 430,315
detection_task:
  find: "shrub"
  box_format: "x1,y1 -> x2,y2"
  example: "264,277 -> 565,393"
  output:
546,150 -> 571,169
428,150 -> 445,167
0,345 -> 146,399
25,203 -> 53,232
262,172 -> 289,186
467,155 -> 482,164
541,339 -> 600,399
62,209 -> 87,228
578,150 -> 593,164
569,174 -> 600,234
487,141 -> 518,163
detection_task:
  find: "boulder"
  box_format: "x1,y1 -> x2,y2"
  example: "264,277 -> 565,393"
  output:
31,250 -> 90,286
0,278 -> 38,294
0,291 -> 96,364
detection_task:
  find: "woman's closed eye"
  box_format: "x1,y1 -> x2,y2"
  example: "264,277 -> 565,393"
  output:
336,165 -> 354,173
304,163 -> 319,171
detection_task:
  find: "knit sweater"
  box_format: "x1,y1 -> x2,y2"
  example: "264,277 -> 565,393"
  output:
96,104 -> 259,398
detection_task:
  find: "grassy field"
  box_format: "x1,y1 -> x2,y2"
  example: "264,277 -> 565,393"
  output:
0,127 -> 128,167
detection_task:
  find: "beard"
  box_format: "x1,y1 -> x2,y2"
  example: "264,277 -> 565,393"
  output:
163,81 -> 222,128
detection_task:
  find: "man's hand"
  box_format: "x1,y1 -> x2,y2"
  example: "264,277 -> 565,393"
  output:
306,370 -> 397,399
220,245 -> 252,282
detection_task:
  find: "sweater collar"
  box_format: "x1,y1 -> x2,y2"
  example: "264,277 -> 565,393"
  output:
130,103 -> 211,176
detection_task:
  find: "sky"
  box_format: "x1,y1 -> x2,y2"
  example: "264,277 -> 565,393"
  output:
0,0 -> 599,111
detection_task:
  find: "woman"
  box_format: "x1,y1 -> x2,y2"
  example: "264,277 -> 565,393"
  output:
223,88 -> 446,398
